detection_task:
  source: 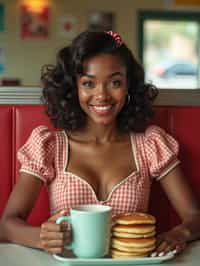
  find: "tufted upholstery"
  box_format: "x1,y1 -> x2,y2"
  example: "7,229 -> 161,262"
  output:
0,105 -> 200,232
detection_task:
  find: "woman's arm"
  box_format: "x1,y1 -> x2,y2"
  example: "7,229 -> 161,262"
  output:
0,172 -> 43,248
0,172 -> 69,254
155,165 -> 200,255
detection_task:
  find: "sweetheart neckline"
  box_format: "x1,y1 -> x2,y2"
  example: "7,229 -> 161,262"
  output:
63,170 -> 139,202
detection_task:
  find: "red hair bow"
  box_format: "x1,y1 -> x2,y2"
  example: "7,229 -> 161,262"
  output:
106,31 -> 123,47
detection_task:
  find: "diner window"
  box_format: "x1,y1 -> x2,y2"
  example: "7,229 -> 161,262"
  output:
138,11 -> 200,89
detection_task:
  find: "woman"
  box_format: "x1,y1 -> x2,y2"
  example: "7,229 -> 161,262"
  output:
1,30 -> 200,256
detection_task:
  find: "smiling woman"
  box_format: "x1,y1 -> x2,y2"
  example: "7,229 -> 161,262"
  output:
1,30 -> 200,259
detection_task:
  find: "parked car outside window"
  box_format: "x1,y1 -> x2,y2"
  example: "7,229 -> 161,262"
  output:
146,60 -> 198,89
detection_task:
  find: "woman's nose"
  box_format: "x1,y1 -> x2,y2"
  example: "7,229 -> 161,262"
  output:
95,84 -> 109,100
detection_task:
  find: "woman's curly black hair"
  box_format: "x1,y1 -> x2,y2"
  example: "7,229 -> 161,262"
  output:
41,30 -> 158,132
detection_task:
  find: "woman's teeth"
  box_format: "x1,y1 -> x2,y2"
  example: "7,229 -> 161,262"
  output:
92,105 -> 112,111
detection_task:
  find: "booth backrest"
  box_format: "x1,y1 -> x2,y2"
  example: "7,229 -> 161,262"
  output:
0,105 -> 200,233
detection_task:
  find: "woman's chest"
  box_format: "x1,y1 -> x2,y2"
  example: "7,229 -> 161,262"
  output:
65,139 -> 137,201
49,169 -> 151,215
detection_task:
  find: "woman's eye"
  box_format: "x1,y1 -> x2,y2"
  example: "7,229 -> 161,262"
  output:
111,80 -> 122,87
81,80 -> 94,88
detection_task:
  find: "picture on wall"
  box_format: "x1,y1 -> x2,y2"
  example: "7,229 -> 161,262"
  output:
20,4 -> 50,39
0,48 -> 5,74
88,11 -> 114,31
0,3 -> 4,32
58,15 -> 78,39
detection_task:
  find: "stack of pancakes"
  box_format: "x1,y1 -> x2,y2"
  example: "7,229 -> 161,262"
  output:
111,212 -> 156,259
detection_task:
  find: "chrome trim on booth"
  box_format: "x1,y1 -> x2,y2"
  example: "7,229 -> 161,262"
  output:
0,87 -> 200,106
0,87 -> 42,104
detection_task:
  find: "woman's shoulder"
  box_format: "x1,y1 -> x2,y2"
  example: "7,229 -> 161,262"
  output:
18,125 -> 63,161
29,125 -> 64,139
144,124 -> 166,138
140,125 -> 179,157
17,125 -> 57,182
133,124 -> 179,152
25,125 -> 66,149
133,125 -> 166,139
28,125 -> 55,142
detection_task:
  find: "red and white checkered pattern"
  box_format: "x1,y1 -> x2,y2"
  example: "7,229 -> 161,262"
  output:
17,125 -> 179,216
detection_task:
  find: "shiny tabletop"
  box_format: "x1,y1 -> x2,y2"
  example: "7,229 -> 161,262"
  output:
0,241 -> 200,266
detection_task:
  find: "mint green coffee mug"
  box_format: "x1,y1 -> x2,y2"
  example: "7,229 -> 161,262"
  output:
56,204 -> 112,258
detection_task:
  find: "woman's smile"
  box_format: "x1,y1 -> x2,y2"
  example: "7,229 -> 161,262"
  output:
89,104 -> 114,116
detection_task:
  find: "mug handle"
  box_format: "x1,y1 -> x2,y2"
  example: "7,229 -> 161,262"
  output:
56,216 -> 73,250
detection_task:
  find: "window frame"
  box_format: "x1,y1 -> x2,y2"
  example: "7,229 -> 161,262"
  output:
137,10 -> 200,103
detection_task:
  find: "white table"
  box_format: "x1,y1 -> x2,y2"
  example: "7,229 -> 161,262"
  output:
0,241 -> 200,266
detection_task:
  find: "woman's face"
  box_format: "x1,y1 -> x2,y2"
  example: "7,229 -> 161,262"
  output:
77,53 -> 128,127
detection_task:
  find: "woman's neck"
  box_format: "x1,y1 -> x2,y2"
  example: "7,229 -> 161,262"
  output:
70,122 -> 125,144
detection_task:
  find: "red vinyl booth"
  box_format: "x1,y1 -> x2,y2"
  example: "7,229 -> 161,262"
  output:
0,105 -> 200,233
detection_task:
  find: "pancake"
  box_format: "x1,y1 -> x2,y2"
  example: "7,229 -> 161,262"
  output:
114,212 -> 156,225
112,242 -> 155,253
112,224 -> 155,233
112,230 -> 155,238
112,237 -> 156,248
111,248 -> 149,258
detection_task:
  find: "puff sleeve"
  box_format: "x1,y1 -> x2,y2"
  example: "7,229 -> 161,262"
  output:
17,126 -> 55,183
144,125 -> 180,180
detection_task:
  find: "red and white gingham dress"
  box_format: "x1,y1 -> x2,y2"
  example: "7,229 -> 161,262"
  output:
17,125 -> 180,216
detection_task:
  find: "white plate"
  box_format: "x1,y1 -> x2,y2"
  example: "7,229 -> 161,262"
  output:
53,253 -> 174,265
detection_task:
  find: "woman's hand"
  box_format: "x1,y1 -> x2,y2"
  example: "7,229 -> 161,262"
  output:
39,210 -> 71,254
151,228 -> 187,257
